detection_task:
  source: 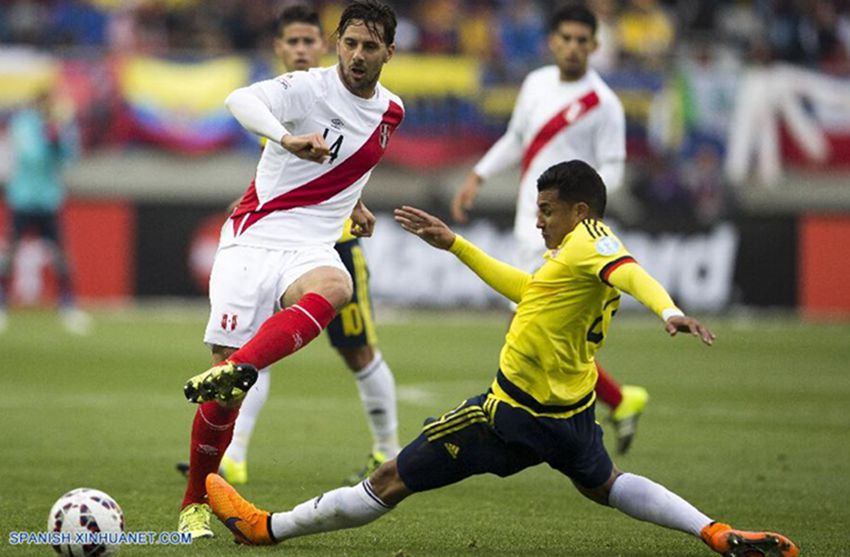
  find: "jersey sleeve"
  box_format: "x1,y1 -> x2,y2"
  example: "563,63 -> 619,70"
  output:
561,219 -> 680,320
247,71 -> 323,128
606,263 -> 681,320
473,74 -> 532,179
594,96 -> 626,191
449,234 -> 530,303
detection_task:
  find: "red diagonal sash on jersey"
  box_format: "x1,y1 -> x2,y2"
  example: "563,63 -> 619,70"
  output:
521,90 -> 600,178
231,100 -> 404,235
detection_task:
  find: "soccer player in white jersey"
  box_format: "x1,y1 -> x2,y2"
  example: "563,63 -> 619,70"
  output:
203,3 -> 401,490
451,3 -> 647,455
177,0 -> 404,539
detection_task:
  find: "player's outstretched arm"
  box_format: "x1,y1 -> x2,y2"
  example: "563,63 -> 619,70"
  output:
350,200 -> 376,238
395,206 -> 530,302
607,262 -> 715,346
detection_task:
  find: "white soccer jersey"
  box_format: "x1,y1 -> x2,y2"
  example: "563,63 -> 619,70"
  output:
224,65 -> 404,249
474,66 -> 625,248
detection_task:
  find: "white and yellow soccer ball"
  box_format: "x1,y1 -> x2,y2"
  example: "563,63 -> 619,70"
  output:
47,488 -> 124,556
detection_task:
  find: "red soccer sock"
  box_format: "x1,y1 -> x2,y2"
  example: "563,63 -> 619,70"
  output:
181,401 -> 240,508
227,293 -> 336,371
594,363 -> 623,410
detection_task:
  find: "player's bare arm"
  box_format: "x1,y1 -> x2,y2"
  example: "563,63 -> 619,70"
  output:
665,315 -> 716,346
450,171 -> 483,224
281,132 -> 330,163
394,206 -> 456,250
350,200 -> 376,237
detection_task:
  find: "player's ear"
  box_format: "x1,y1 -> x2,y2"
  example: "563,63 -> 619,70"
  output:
575,201 -> 591,220
384,43 -> 395,63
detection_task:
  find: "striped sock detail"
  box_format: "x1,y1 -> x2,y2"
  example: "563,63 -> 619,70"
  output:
291,304 -> 322,333
198,406 -> 236,431
362,480 -> 392,509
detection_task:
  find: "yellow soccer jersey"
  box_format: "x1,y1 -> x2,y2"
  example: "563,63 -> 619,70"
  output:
450,218 -> 679,417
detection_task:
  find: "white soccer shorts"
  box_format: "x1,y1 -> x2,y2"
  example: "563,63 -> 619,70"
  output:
203,243 -> 348,348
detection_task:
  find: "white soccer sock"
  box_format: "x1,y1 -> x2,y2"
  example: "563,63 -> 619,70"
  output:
270,480 -> 392,540
608,473 -> 713,537
224,368 -> 270,463
354,352 -> 399,457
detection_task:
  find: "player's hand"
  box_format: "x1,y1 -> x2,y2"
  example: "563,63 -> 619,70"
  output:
281,133 -> 330,163
350,200 -> 376,238
665,315 -> 715,346
394,206 -> 456,250
225,196 -> 241,216
450,172 -> 483,224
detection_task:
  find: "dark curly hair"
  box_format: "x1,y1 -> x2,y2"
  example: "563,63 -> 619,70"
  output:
335,0 -> 397,46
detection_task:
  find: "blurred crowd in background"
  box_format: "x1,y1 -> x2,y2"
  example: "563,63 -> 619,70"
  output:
2,0 -> 849,74
1,0 -> 850,228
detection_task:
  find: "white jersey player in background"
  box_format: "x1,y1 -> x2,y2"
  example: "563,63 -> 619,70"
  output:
177,0 -> 403,540
451,3 -> 648,456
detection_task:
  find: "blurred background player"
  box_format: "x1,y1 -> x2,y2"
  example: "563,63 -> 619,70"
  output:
205,160 -> 798,557
177,3 -> 401,489
177,0 -> 403,539
450,2 -> 645,454
0,88 -> 92,335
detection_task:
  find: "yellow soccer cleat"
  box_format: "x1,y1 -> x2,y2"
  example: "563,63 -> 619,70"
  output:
701,521 -> 799,557
343,451 -> 386,486
177,503 -> 214,540
610,385 -> 649,455
206,473 -> 277,545
184,361 -> 258,404
219,455 -> 248,485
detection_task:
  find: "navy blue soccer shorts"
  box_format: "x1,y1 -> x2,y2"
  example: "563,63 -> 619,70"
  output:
396,391 -> 613,492
326,239 -> 377,349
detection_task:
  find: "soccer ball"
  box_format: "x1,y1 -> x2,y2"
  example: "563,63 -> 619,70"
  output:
47,488 -> 124,556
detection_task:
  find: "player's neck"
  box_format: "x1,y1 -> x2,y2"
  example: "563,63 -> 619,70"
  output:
559,68 -> 588,82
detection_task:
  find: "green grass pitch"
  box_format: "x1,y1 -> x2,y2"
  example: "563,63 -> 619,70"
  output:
3,307 -> 849,556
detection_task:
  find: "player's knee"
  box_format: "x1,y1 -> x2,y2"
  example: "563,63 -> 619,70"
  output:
367,459 -> 411,507
321,276 -> 353,310
573,466 -> 622,506
339,345 -> 375,372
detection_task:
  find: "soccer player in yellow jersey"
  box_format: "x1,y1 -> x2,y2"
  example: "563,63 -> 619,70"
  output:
203,161 -> 798,556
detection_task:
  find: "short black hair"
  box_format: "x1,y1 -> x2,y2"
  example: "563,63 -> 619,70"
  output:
275,4 -> 322,37
549,2 -> 598,35
537,160 -> 607,217
335,0 -> 397,46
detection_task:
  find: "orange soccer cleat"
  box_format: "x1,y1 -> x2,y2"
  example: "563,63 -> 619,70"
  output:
701,521 -> 799,557
205,473 -> 277,545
